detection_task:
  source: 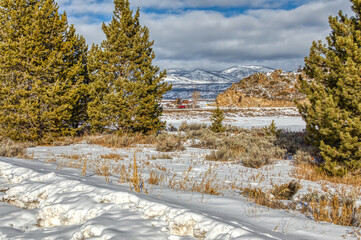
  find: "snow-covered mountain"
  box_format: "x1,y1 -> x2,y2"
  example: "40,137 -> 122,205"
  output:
165,65 -> 274,84
164,65 -> 275,99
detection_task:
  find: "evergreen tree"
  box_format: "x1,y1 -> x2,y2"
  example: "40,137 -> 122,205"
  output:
298,0 -> 361,176
0,0 -> 88,142
210,106 -> 226,133
87,0 -> 171,134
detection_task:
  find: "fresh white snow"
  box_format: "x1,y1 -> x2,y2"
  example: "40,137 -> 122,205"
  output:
0,142 -> 359,239
0,113 -> 359,239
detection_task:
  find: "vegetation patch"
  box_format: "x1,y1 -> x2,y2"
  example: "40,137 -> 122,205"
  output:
156,134 -> 185,152
0,137 -> 32,158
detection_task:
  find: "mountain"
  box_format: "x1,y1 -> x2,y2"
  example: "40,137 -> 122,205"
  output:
216,70 -> 307,108
163,65 -> 275,99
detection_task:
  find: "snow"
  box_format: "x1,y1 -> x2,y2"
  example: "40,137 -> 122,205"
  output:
162,109 -> 305,131
164,65 -> 275,99
0,115 -> 359,239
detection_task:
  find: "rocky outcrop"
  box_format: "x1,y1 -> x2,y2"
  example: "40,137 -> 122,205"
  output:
216,70 -> 306,108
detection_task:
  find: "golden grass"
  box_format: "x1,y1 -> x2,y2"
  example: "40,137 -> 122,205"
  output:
293,163 -> 361,187
100,153 -> 123,161
130,152 -> 143,192
302,194 -> 361,227
86,133 -> 156,148
148,170 -> 165,185
0,137 -> 32,158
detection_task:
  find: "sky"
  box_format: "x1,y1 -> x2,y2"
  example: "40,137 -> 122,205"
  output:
57,0 -> 352,71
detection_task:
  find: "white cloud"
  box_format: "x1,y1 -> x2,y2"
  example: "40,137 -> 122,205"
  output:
60,0 -> 353,71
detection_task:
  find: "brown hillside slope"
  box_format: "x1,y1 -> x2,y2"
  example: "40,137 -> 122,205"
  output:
216,70 -> 306,108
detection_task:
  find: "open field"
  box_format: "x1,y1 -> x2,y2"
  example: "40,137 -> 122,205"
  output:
0,117 -> 360,239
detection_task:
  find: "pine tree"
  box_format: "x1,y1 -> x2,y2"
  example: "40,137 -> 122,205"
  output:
0,0 -> 88,142
87,0 -> 171,134
298,0 -> 361,176
210,106 -> 226,133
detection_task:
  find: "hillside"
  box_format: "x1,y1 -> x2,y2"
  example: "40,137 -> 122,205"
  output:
216,70 -> 306,107
163,65 -> 274,99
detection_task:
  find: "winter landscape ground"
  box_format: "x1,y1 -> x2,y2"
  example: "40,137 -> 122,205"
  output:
0,109 -> 360,240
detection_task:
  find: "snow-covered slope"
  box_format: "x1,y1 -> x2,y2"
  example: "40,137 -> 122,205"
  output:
164,65 -> 274,99
165,65 -> 274,84
0,138 -> 356,239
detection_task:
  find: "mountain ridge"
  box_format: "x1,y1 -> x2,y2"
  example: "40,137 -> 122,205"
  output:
165,65 -> 275,84
163,65 -> 276,99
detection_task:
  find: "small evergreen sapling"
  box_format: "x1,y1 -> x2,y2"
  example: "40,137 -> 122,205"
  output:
210,106 -> 226,133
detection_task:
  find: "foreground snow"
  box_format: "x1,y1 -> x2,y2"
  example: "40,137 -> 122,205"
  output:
0,143 -> 359,239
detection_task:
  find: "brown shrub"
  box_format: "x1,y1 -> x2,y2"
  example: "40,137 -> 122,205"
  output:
271,180 -> 301,200
178,122 -> 207,132
205,147 -> 235,162
156,134 -> 185,152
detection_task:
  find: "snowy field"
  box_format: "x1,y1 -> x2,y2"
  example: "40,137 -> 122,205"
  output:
162,108 -> 305,131
0,113 -> 360,239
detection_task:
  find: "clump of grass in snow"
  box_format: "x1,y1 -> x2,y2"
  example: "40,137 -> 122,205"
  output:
301,190 -> 361,227
156,134 -> 185,152
0,137 -> 32,158
151,153 -> 173,160
205,147 -> 235,162
271,180 -> 301,200
87,133 -> 156,148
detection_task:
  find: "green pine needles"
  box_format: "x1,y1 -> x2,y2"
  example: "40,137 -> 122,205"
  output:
210,106 -> 226,133
0,0 -> 170,143
298,0 -> 361,176
87,0 -> 171,135
0,0 -> 88,143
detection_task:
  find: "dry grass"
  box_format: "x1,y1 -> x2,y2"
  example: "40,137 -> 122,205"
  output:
156,134 -> 185,152
101,153 -> 123,161
87,133 -> 156,148
59,154 -> 82,160
167,165 -> 224,195
0,137 -> 32,158
271,180 -> 301,200
151,153 -> 173,160
205,147 -> 235,162
293,162 -> 361,187
241,186 -> 286,209
50,136 -> 83,146
148,170 -> 165,185
130,152 -> 143,192
182,124 -> 285,168
301,191 -> 361,227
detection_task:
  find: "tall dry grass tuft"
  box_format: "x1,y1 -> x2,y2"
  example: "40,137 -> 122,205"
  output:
87,133 -> 156,148
301,191 -> 361,227
0,137 -> 32,158
293,162 -> 361,187
130,152 -> 142,192
148,170 -> 165,185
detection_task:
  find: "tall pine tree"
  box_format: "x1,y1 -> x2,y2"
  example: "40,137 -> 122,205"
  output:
298,0 -> 361,176
0,0 -> 88,142
87,0 -> 171,134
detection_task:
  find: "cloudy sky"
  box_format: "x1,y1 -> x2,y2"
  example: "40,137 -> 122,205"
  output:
57,0 -> 352,71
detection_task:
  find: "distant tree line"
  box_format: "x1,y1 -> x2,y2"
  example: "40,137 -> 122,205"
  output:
0,0 -> 171,143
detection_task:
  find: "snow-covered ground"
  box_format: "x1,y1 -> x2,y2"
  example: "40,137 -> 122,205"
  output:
162,109 -> 305,131
0,114 -> 360,239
